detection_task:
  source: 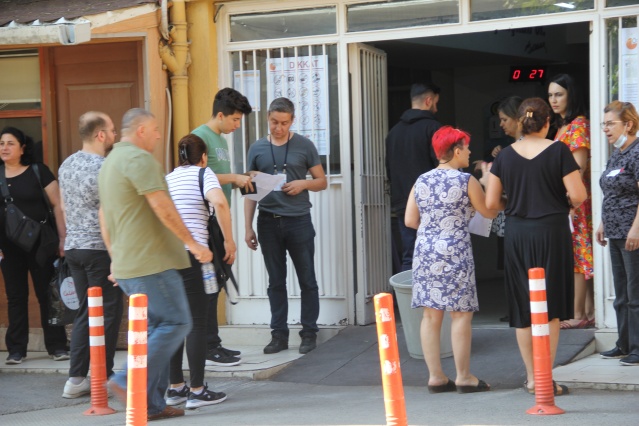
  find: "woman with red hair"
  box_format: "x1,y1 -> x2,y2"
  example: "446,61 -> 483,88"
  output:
405,126 -> 502,394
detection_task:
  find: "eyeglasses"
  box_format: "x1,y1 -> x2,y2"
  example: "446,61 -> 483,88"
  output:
601,121 -> 625,128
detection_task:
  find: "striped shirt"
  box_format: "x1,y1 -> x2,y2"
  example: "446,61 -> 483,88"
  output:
166,165 -> 221,247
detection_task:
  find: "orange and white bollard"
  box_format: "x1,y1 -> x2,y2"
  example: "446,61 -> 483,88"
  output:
83,286 -> 116,415
374,293 -> 408,426
127,294 -> 148,426
527,268 -> 564,415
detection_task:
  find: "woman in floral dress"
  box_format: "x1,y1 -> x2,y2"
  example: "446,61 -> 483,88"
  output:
405,126 -> 502,394
548,74 -> 594,329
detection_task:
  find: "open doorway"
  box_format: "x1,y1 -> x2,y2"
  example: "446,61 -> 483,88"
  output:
370,22 -> 590,326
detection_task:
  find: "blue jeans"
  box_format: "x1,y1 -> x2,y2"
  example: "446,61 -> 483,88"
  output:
609,239 -> 639,355
257,212 -> 319,338
66,249 -> 123,378
397,212 -> 417,272
110,269 -> 192,415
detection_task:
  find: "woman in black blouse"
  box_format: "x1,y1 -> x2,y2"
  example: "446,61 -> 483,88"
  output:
485,98 -> 586,395
0,127 -> 68,364
596,101 -> 639,366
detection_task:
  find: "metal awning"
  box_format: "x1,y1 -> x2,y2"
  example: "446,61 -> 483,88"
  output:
0,0 -> 157,46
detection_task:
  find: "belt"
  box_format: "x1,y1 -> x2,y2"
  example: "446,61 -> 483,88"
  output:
260,211 -> 284,219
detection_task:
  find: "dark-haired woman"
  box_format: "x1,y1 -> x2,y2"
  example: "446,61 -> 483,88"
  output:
165,134 -> 235,408
486,98 -> 587,395
548,74 -> 594,330
0,127 -> 68,364
406,126 -> 501,394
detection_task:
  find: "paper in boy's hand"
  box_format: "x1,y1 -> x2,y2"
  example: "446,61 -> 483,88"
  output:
244,173 -> 286,202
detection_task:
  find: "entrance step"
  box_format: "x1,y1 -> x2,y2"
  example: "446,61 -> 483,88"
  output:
1,326 -> 345,380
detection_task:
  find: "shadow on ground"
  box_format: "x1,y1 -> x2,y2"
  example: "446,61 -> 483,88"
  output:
271,324 -> 594,390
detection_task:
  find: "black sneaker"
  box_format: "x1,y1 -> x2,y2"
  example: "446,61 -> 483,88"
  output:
166,384 -> 190,406
205,347 -> 241,366
299,335 -> 317,354
620,354 -> 639,366
186,385 -> 227,409
264,336 -> 288,354
5,353 -> 23,365
51,350 -> 70,361
600,347 -> 627,359
218,345 -> 241,357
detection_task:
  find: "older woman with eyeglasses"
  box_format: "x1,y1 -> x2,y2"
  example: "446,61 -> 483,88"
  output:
596,101 -> 639,366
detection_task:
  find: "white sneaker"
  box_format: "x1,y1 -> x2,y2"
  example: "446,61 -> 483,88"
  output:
62,378 -> 91,399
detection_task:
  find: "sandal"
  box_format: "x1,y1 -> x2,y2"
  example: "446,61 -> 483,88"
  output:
457,379 -> 490,394
524,380 -> 569,396
428,379 -> 456,394
560,319 -> 590,329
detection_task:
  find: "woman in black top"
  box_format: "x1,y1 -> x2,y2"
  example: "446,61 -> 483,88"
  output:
596,101 -> 639,366
486,98 -> 586,395
0,127 -> 68,364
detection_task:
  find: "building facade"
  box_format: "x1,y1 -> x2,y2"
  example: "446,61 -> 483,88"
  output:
2,0 -> 639,348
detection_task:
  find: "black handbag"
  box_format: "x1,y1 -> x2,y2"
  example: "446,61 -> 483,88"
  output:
198,168 -> 239,304
1,165 -> 43,252
31,164 -> 60,266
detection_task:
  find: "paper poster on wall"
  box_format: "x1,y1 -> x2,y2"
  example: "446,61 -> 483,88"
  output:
234,70 -> 261,111
620,27 -> 639,105
266,55 -> 329,155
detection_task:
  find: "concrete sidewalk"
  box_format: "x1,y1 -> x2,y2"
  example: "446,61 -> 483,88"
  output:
2,324 -> 638,390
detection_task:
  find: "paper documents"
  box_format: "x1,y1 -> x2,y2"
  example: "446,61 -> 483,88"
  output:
468,211 -> 493,237
244,173 -> 286,202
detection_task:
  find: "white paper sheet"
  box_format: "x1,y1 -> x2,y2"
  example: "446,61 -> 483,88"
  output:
244,173 -> 287,202
468,212 -> 493,237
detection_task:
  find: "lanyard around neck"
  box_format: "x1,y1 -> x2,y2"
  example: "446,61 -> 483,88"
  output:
269,132 -> 291,174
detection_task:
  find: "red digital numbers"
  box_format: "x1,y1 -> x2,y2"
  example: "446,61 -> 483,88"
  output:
510,66 -> 546,82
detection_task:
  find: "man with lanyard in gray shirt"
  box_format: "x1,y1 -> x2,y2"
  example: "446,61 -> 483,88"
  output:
244,97 -> 327,355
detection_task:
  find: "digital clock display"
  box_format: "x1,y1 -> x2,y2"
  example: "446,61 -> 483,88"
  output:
510,66 -> 546,82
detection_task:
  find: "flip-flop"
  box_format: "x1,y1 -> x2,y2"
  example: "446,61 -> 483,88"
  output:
457,379 -> 490,394
427,379 -> 457,394
524,380 -> 569,396
560,319 -> 589,329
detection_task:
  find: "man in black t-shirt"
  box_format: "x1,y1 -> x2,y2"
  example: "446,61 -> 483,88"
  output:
386,83 -> 442,272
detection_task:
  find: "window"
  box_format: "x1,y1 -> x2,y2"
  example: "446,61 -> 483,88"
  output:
230,8 -> 336,42
607,0 -> 639,6
347,0 -> 459,32
471,0 -> 594,21
231,45 -> 340,176
0,49 -> 44,162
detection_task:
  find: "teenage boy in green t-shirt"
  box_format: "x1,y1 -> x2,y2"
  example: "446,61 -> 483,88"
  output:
192,88 -> 253,366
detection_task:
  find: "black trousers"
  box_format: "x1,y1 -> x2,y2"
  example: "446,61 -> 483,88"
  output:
1,240 -> 67,356
65,249 -> 123,378
170,252 -> 209,388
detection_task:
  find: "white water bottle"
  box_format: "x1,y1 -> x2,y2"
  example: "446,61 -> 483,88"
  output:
202,262 -> 218,294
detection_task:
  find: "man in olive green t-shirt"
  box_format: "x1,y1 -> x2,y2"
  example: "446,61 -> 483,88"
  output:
99,108 -> 212,421
192,88 -> 254,367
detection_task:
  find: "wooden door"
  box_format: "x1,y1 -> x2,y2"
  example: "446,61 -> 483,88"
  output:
53,41 -> 143,163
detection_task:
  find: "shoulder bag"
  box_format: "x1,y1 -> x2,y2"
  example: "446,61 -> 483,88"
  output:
198,168 -> 239,304
0,164 -> 43,252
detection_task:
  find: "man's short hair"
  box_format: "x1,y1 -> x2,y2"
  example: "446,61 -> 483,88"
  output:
410,82 -> 440,103
213,87 -> 252,117
267,97 -> 295,118
78,112 -> 108,141
121,108 -> 155,136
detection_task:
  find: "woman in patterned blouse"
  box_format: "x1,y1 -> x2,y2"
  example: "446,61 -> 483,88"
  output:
548,74 -> 594,329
